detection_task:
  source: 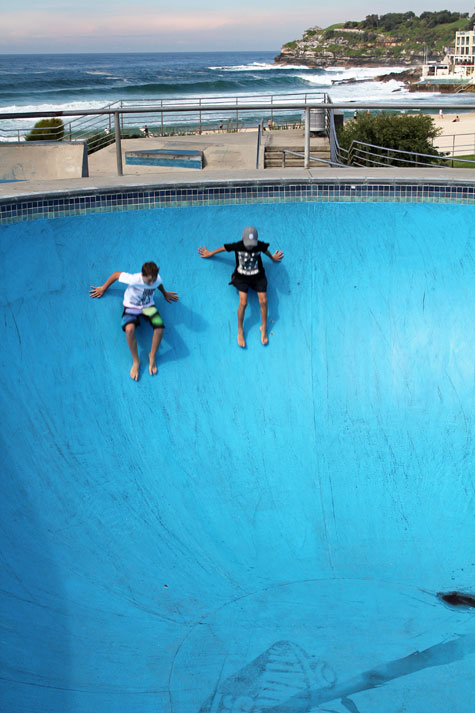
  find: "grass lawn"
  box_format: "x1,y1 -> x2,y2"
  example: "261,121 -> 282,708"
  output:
442,154 -> 475,168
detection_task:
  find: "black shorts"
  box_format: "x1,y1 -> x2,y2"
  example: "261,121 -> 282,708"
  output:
230,272 -> 267,294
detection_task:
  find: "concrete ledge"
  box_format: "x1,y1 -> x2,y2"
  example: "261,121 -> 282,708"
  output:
0,141 -> 88,181
125,148 -> 204,169
1,167 -> 475,201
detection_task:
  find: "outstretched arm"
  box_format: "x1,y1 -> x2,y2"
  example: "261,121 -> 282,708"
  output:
264,249 -> 284,262
158,284 -> 179,303
198,246 -> 226,258
89,271 -> 121,298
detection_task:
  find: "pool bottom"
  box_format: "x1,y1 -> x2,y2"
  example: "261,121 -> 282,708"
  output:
1,200 -> 474,713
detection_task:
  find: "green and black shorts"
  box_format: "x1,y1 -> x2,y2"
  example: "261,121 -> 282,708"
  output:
121,306 -> 164,331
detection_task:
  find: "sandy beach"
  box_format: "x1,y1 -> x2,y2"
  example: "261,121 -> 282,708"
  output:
430,111 -> 475,154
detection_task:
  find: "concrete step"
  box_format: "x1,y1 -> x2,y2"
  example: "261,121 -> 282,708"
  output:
264,161 -> 330,168
265,150 -> 331,158
264,145 -> 331,168
265,146 -> 328,153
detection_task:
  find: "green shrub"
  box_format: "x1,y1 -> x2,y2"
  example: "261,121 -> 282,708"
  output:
25,118 -> 64,142
338,112 -> 442,166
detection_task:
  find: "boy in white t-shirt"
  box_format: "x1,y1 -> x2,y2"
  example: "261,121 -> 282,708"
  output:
90,261 -> 178,380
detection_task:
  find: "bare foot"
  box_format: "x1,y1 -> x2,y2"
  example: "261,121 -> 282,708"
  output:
260,326 -> 268,345
237,329 -> 246,348
130,361 -> 140,381
149,355 -> 158,375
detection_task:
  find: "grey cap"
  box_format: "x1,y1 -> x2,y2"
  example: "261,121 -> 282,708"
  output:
242,226 -> 258,248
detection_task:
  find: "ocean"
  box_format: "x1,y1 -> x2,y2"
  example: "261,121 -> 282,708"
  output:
0,51 -> 471,135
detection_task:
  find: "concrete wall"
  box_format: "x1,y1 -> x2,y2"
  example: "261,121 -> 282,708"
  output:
0,141 -> 88,181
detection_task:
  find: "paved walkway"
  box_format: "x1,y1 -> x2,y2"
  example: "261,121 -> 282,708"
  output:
1,121 -> 475,200
87,128 -> 330,177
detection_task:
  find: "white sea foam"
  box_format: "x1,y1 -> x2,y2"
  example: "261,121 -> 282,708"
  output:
326,65 -> 407,78
0,100 -> 116,114
0,99 -> 116,132
84,71 -> 120,79
297,65 -> 407,84
209,62 -> 314,71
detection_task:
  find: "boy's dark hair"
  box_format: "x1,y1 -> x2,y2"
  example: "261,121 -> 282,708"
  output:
142,262 -> 159,280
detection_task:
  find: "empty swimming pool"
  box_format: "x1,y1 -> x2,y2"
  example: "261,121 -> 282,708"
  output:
1,188 -> 474,713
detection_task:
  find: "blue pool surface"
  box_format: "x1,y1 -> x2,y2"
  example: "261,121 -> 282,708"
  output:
1,201 -> 474,712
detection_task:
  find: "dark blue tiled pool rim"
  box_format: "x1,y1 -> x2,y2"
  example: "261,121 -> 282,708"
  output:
1,179 -> 475,225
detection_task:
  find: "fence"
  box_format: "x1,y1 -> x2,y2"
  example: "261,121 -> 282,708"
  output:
0,92 -> 327,150
2,97 -> 475,175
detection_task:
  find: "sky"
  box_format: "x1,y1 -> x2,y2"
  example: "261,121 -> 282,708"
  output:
2,1 -> 474,53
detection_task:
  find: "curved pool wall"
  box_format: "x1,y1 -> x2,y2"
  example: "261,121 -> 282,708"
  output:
1,179 -> 475,713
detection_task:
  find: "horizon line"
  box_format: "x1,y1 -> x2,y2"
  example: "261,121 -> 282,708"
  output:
0,49 -> 280,56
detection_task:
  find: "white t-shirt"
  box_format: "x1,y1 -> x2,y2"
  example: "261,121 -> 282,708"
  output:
119,272 -> 163,313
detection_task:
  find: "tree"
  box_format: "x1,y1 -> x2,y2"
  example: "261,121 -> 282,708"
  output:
363,14 -> 379,28
25,118 -> 64,141
338,112 -> 443,166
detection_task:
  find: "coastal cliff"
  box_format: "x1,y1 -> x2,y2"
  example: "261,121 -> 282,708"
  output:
275,11 -> 472,68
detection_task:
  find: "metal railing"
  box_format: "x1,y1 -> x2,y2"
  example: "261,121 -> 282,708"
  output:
329,105 -> 475,168
281,149 -> 346,168
433,130 -> 475,156
334,137 -> 475,168
0,91 -> 327,150
3,97 -> 475,175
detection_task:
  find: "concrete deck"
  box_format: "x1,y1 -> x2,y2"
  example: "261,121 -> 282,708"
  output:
1,123 -> 474,201
86,128 -> 330,177
2,166 -> 475,202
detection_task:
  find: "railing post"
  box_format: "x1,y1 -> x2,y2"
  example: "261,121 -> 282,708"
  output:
114,112 -> 123,177
256,122 -> 261,170
304,106 -> 310,169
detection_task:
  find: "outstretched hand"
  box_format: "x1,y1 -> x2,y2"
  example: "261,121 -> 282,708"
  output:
198,246 -> 212,258
89,285 -> 105,298
164,291 -> 179,303
272,250 -> 284,262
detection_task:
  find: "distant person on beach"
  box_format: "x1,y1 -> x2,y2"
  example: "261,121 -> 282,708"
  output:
439,109 -> 444,119
198,226 -> 283,348
89,262 -> 178,381
453,115 -> 460,122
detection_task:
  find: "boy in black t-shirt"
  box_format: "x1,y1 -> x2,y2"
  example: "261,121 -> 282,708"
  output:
198,226 -> 283,348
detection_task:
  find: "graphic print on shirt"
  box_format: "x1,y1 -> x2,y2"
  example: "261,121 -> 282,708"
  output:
130,287 -> 155,307
237,251 -> 260,276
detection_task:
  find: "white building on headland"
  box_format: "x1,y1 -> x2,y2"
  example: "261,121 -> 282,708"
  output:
422,29 -> 475,82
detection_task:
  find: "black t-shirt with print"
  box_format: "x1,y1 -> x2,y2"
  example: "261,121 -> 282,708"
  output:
224,240 -> 270,278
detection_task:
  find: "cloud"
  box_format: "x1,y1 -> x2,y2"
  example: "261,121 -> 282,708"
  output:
2,8 -> 316,42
